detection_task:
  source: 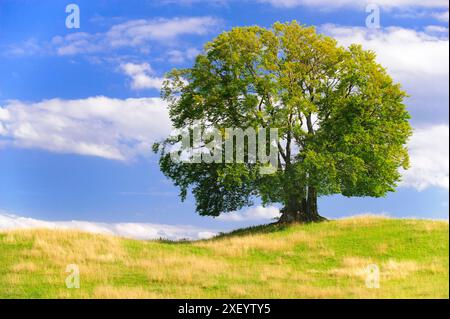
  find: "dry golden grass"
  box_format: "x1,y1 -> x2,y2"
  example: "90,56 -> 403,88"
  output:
329,257 -> 420,280
0,216 -> 448,298
11,262 -> 38,273
334,214 -> 390,226
196,229 -> 316,257
404,219 -> 449,231
92,286 -> 159,299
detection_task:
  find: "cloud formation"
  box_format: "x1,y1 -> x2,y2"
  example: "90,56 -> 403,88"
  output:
0,97 -> 171,161
0,212 -> 217,240
52,17 -> 219,56
163,0 -> 449,10
120,62 -> 164,90
167,48 -> 200,64
259,0 -> 449,9
217,206 -> 280,222
1,24 -> 448,191
401,125 -> 449,191
321,25 -> 448,78
432,10 -> 450,22
321,24 -> 449,123
1,104 -> 448,191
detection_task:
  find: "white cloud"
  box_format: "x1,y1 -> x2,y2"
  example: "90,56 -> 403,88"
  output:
424,25 -> 450,34
321,25 -> 448,78
217,206 -> 280,222
432,10 -> 450,22
120,62 -> 164,90
321,25 -> 449,123
107,17 -> 218,42
401,125 -> 449,191
4,38 -> 48,57
0,97 -> 172,161
52,17 -> 219,56
167,48 -> 200,64
258,0 -> 449,9
1,26 -> 448,192
163,0 -> 449,11
0,212 -> 217,240
393,9 -> 450,22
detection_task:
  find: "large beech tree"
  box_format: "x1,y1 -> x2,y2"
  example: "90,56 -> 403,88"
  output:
154,21 -> 412,223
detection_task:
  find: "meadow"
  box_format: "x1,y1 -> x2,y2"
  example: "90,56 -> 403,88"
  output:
0,216 -> 448,298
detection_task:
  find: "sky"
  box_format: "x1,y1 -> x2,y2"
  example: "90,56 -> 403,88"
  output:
0,0 -> 448,239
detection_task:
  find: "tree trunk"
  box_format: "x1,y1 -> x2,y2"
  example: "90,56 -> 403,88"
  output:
279,186 -> 325,223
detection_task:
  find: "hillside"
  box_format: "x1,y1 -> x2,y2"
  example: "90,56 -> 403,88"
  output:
0,216 -> 448,298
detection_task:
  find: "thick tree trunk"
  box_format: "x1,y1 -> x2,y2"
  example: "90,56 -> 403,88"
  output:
279,186 -> 325,223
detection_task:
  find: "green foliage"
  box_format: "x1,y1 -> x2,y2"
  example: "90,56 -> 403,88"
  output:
155,21 -> 412,217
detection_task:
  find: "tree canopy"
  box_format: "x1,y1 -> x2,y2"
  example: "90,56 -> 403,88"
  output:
154,21 -> 412,223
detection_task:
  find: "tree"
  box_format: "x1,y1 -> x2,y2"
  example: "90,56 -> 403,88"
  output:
154,21 -> 412,223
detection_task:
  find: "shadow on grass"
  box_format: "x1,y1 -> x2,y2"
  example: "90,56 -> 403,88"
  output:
212,217 -> 333,240
152,222 -> 287,245
213,222 -> 289,239
154,219 -> 333,244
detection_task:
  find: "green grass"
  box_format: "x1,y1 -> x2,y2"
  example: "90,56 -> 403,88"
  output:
0,216 -> 448,298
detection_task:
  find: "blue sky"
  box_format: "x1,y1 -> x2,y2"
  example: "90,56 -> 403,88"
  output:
0,0 -> 448,238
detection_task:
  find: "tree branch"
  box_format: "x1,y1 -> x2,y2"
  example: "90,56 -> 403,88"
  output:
277,142 -> 288,163
306,113 -> 315,135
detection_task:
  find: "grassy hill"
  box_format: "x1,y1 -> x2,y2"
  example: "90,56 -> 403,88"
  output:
0,216 -> 448,298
